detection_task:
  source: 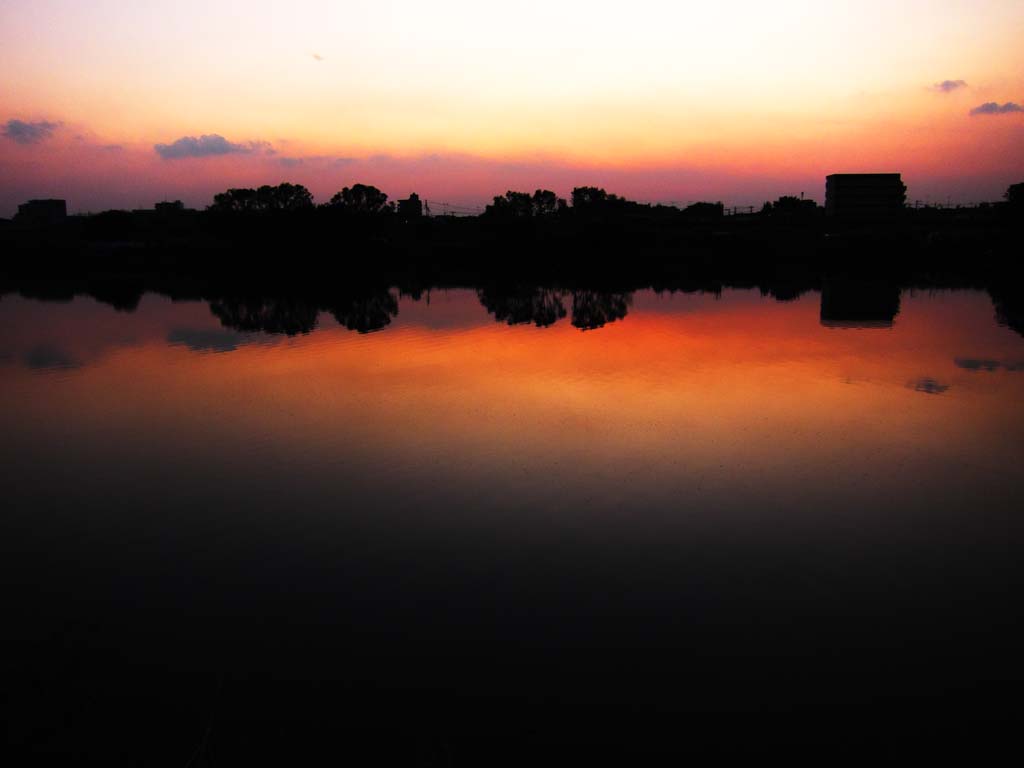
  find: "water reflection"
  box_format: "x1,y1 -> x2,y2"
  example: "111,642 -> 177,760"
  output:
166,328 -> 258,353
4,271 -> 1024,345
327,289 -> 399,334
3,284 -> 1024,381
477,285 -> 567,327
22,342 -> 80,370
570,289 -> 632,330
209,296 -> 320,336
819,278 -> 901,328
2,282 -> 1024,758
908,377 -> 951,394
955,357 -> 1024,372
990,283 -> 1024,335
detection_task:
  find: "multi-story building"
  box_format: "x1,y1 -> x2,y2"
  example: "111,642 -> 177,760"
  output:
825,174 -> 906,219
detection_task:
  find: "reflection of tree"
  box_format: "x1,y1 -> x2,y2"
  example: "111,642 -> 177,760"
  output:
990,285 -> 1024,337
570,290 -> 632,330
87,281 -> 144,312
210,297 -> 319,335
762,284 -> 808,302
329,290 -> 399,334
477,287 -> 567,327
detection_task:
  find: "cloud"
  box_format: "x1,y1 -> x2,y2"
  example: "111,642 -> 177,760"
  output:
2,119 -> 62,144
908,377 -> 950,395
278,155 -> 355,168
969,102 -> 1023,116
167,328 -> 256,353
954,357 -> 1000,371
154,134 -> 273,159
70,132 -> 123,152
23,344 -> 79,371
934,79 -> 967,93
954,357 -> 1024,372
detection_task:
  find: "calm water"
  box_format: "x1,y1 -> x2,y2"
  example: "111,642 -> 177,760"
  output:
3,286 -> 1024,759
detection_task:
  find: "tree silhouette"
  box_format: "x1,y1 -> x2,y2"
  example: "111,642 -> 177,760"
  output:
211,188 -> 258,212
210,183 -> 313,212
485,191 -> 534,218
531,189 -> 565,216
570,187 -> 636,218
571,187 -> 609,210
485,189 -> 566,218
328,184 -> 393,215
256,183 -> 314,211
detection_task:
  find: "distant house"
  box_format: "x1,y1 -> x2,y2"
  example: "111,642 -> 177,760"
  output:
825,174 -> 906,219
15,199 -> 67,226
680,201 -> 724,223
154,200 -> 185,214
765,195 -> 820,220
397,193 -> 423,221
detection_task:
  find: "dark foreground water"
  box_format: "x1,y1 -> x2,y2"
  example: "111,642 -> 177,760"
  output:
3,286 -> 1024,760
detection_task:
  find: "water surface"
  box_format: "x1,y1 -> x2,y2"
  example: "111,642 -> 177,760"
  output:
3,286 -> 1023,759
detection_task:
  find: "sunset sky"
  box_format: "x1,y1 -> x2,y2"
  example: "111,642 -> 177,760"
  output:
2,0 -> 1023,215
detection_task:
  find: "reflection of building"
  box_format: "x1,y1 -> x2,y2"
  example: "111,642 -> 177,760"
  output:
15,199 -> 67,226
397,193 -> 423,221
825,174 -> 906,219
820,279 -> 901,328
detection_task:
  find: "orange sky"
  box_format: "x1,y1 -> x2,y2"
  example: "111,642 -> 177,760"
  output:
1,1 -> 1023,215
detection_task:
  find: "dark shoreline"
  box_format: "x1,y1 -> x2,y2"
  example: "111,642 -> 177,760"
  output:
3,216 -> 1021,338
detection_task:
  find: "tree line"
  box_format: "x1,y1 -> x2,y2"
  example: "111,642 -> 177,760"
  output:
204,180 -> 1024,218
206,181 -> 728,219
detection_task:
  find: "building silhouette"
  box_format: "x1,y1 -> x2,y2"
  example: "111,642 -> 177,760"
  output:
825,174 -> 906,219
397,193 -> 423,221
1007,182 -> 1023,208
15,199 -> 67,226
154,200 -> 185,214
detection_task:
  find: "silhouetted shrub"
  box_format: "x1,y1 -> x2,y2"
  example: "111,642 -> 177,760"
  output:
210,183 -> 313,212
485,190 -> 566,218
327,184 -> 393,215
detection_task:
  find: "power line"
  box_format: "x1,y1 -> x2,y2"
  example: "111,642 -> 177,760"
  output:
422,199 -> 485,217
